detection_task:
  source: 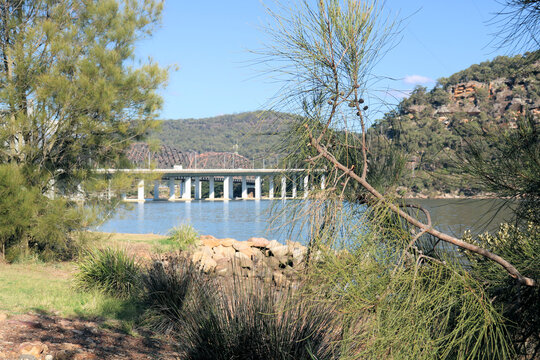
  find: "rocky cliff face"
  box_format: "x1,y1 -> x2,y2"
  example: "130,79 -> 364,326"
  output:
403,67 -> 539,128
369,53 -> 539,196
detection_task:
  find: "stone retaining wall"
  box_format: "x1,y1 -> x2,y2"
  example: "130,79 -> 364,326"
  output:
187,235 -> 309,286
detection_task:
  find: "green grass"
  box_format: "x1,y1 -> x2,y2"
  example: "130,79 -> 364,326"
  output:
0,230 -> 199,330
75,248 -> 140,299
153,225 -> 199,253
0,261 -> 139,325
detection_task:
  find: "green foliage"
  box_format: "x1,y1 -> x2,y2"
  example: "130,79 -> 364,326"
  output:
154,111 -> 293,165
0,164 -> 87,262
256,1 -> 524,357
437,52 -> 539,88
160,224 -> 199,252
299,208 -> 514,359
369,51 -> 540,196
75,248 -> 141,299
465,223 -> 540,359
141,256 -> 342,359
458,114 -> 540,225
0,0 -> 167,193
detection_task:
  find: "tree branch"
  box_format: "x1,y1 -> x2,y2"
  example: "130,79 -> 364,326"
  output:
307,130 -> 536,287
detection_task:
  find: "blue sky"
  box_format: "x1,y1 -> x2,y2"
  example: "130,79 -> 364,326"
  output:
135,0 -> 520,120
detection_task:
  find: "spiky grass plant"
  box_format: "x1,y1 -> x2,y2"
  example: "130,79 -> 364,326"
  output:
165,224 -> 199,251
75,247 -> 141,299
140,255 -> 207,335
179,276 -> 342,360
141,256 -> 343,359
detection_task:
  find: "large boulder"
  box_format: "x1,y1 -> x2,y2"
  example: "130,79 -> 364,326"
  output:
270,245 -> 290,264
232,240 -> 252,252
200,235 -> 221,248
18,342 -> 49,359
248,237 -> 270,248
234,252 -> 253,269
213,245 -> 236,259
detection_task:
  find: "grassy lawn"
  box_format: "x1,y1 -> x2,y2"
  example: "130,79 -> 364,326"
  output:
91,231 -> 171,255
0,232 -> 169,323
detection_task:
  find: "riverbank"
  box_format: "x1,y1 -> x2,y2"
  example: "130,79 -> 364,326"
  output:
0,231 -> 309,359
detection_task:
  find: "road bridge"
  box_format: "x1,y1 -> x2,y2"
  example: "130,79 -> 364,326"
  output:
97,168 -> 325,201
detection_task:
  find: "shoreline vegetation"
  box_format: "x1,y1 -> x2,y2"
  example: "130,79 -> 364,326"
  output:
1,0 -> 538,359
1,218 -> 538,359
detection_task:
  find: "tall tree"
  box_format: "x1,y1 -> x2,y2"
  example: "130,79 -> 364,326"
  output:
0,0 -> 167,192
260,0 -> 534,286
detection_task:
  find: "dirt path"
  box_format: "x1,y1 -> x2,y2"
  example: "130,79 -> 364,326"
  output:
0,313 -> 181,359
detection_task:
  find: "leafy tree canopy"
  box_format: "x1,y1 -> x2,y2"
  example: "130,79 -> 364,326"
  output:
0,0 -> 168,193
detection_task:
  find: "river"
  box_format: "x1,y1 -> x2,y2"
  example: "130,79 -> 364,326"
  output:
95,198 -> 514,242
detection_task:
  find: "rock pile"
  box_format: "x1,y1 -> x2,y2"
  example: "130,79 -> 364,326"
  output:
187,235 -> 309,286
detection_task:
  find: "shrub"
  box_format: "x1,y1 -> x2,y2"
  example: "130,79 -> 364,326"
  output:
140,256 -> 207,335
0,163 -> 87,262
141,256 -> 342,360
75,248 -> 140,299
167,224 -> 199,250
465,223 -> 540,359
181,278 -> 342,360
154,224 -> 199,253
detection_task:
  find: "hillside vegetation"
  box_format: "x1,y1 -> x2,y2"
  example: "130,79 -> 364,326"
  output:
153,111 -> 294,166
369,51 -> 539,196
152,52 -> 539,196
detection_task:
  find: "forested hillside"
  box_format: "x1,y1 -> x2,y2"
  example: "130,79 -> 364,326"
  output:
153,52 -> 539,196
153,111 -> 294,166
369,51 -> 539,196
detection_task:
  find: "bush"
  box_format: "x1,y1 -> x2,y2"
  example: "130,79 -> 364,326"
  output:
0,164 -> 87,262
141,256 -> 206,335
167,224 -> 199,250
465,223 -> 540,359
75,248 -> 141,299
141,256 -> 342,359
154,224 -> 199,253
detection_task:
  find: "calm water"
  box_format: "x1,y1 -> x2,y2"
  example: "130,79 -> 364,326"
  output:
95,198 -> 514,242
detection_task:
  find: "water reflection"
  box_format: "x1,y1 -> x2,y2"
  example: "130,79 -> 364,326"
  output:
96,198 -> 513,243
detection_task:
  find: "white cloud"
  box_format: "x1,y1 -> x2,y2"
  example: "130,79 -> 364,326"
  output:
403,74 -> 434,85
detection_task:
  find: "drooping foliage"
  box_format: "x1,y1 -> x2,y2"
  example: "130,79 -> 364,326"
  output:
0,0 -> 167,194
257,0 -> 533,357
0,163 -> 87,261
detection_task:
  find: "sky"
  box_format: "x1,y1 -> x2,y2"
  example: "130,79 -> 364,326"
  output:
135,0 -> 521,120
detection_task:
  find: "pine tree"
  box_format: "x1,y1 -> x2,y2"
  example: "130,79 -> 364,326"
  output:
0,0 -> 167,192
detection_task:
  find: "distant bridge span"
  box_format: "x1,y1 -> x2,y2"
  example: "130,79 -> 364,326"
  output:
97,168 -> 325,201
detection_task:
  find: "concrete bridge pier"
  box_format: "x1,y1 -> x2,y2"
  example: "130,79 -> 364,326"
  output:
137,179 -> 145,202
321,174 -> 326,190
303,175 -> 309,198
292,176 -> 297,198
241,176 -> 248,199
223,176 -> 232,200
182,177 -> 192,200
269,177 -> 274,199
194,177 -> 201,200
209,177 -> 215,199
281,176 -> 286,199
153,180 -> 160,200
168,179 -> 176,200
255,176 -> 261,199
107,179 -> 112,200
